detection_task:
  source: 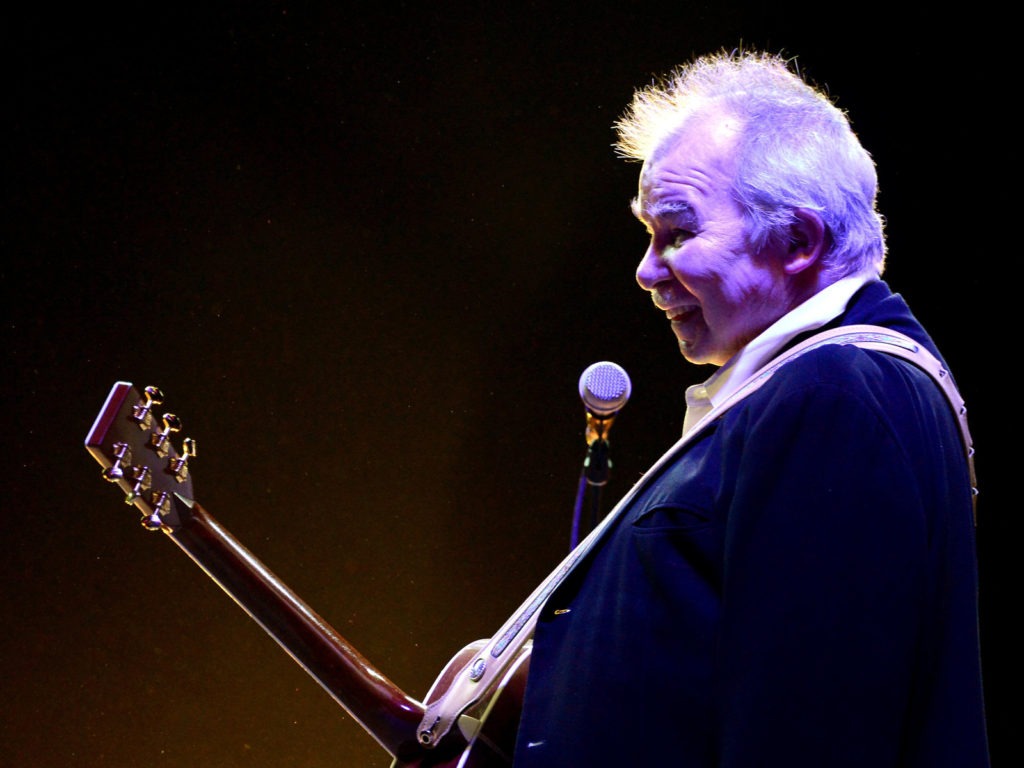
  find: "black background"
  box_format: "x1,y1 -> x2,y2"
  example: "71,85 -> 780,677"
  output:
3,3 -> 1010,766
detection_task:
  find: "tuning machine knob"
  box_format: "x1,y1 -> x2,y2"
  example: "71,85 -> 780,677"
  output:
101,442 -> 132,482
167,437 -> 197,482
149,413 -> 182,457
131,386 -> 164,431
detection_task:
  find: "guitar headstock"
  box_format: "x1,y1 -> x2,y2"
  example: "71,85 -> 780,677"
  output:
85,382 -> 197,532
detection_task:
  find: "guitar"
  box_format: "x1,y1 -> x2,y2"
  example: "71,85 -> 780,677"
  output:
85,381 -> 531,767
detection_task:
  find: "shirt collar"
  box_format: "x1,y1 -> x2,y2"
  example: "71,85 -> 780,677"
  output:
681,271 -> 877,435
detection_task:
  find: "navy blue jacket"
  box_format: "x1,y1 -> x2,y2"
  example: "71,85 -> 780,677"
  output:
513,281 -> 989,767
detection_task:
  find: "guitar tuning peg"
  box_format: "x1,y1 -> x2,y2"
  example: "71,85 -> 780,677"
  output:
131,386 -> 165,431
124,465 -> 152,505
140,512 -> 164,531
167,436 -> 197,482
101,442 -> 132,482
149,413 -> 181,457
142,480 -> 185,533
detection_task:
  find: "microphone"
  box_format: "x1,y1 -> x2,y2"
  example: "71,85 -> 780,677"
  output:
578,361 -> 632,446
571,361 -> 631,548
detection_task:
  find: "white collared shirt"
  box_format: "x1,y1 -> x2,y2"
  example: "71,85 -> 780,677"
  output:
681,272 -> 878,436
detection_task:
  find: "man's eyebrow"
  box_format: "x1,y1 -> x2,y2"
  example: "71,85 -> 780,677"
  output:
630,197 -> 696,222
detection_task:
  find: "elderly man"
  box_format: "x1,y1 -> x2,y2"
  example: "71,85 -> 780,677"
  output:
511,51 -> 989,768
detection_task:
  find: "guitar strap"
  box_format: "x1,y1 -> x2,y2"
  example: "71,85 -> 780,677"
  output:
416,324 -> 977,748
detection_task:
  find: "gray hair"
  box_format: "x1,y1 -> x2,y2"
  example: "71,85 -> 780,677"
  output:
614,50 -> 886,277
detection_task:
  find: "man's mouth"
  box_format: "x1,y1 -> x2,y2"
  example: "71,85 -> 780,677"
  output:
667,307 -> 700,323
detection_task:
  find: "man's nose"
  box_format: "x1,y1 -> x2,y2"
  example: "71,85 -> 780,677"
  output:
636,243 -> 669,291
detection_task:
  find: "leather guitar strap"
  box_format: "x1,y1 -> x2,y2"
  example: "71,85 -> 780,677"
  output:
416,324 -> 977,748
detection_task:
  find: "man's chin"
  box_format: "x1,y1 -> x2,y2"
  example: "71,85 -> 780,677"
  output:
678,340 -> 713,366
677,336 -> 727,367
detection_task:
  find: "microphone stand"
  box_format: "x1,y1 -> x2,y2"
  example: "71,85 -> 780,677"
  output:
570,412 -> 615,549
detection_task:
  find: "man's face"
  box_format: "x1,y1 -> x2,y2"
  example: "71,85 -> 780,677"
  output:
633,111 -> 791,366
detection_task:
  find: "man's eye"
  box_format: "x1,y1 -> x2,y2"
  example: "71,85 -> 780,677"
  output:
669,229 -> 693,247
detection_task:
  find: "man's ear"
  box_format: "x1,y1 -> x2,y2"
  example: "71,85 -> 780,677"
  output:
783,208 -> 828,274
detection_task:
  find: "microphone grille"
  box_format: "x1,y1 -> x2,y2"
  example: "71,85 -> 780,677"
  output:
579,361 -> 632,417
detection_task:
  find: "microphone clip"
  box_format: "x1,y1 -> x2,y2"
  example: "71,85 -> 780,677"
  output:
582,411 -> 616,486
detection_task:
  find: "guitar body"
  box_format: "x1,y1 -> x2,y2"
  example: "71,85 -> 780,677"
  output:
85,381 -> 530,767
394,640 -> 530,767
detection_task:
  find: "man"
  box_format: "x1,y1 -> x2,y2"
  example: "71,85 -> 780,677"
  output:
511,51 -> 989,767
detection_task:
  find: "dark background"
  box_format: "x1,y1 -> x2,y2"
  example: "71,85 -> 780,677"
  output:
3,3 -> 1010,767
